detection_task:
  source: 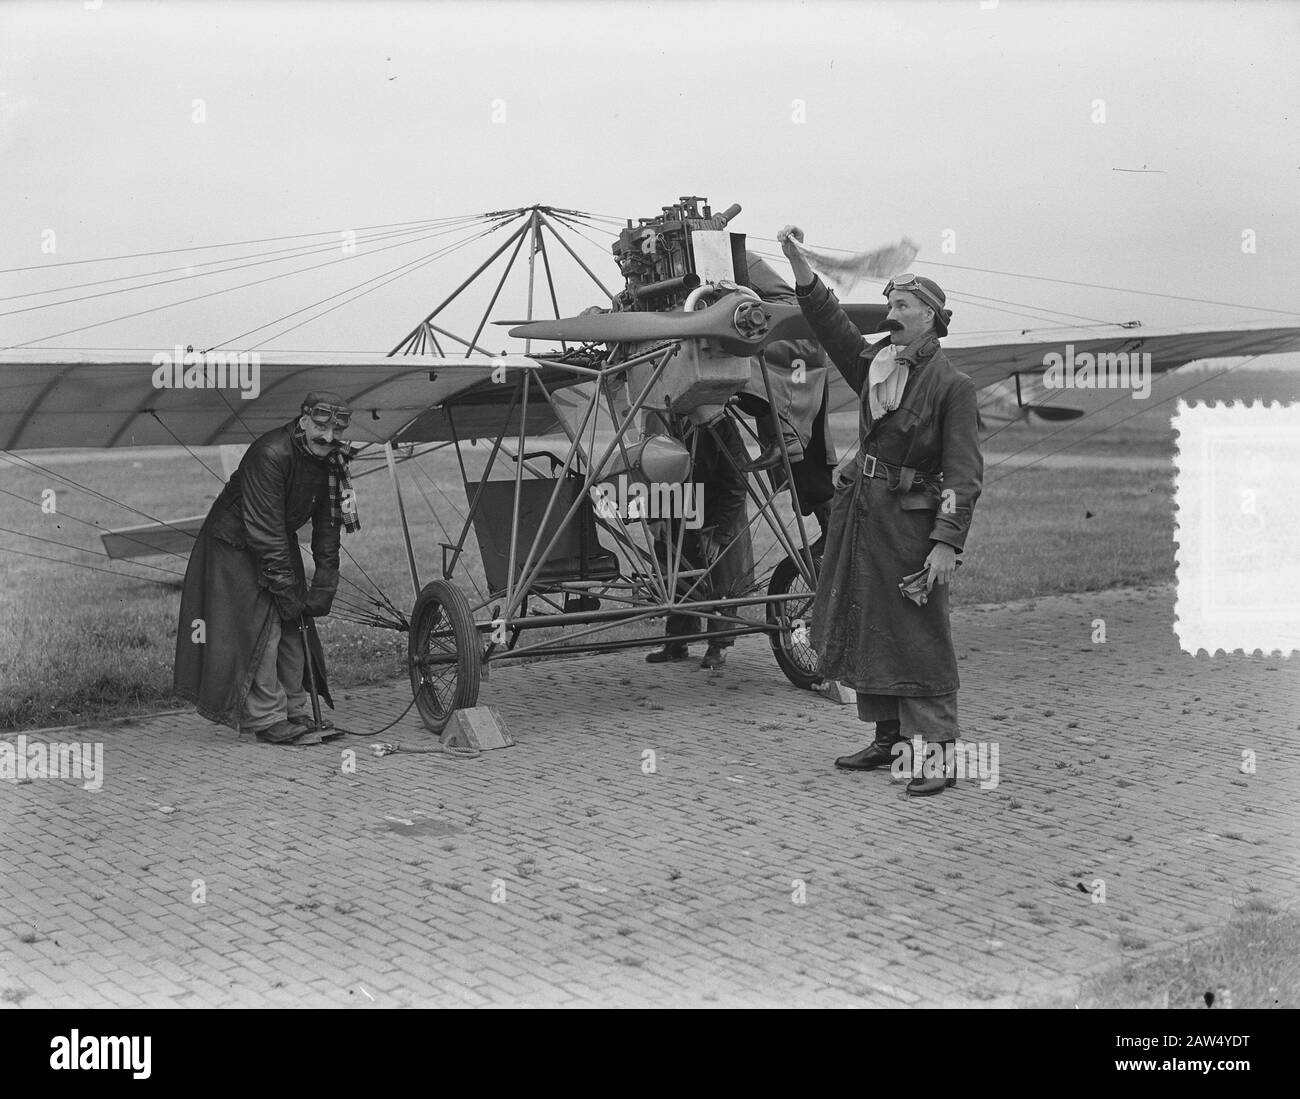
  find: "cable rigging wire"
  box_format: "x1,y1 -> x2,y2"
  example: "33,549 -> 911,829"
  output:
145,411 -> 227,482
0,217 -> 482,310
0,542 -> 180,586
3,215 -> 505,350
0,451 -> 203,547
2,206 -> 1291,624
0,480 -> 191,563
747,246 -> 1110,330
745,234 -> 1300,319
0,521 -> 185,579
0,452 -> 405,622
219,219 -> 499,350
0,214 -> 485,274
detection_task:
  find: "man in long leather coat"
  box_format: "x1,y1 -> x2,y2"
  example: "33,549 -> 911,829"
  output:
173,391 -> 357,745
780,227 -> 982,796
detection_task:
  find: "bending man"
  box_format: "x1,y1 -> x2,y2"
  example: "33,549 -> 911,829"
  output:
174,391 -> 359,745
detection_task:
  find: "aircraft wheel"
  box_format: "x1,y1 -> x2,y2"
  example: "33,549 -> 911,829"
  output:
766,553 -> 822,691
408,579 -> 481,733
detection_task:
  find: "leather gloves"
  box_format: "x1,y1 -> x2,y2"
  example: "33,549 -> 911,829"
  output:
304,586 -> 335,618
274,584 -> 308,622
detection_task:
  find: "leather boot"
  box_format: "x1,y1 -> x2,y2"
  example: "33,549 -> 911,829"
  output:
646,643 -> 690,663
741,444 -> 782,473
253,719 -> 306,745
700,644 -> 727,670
834,720 -> 903,770
907,740 -> 958,796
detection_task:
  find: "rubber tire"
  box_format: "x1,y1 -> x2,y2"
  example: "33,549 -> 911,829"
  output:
766,553 -> 822,691
408,578 -> 481,733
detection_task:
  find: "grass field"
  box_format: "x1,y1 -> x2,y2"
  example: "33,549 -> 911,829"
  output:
1,366 -> 1294,732
1051,898 -> 1299,1009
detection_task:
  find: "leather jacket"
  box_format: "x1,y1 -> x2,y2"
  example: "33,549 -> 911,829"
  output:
206,423 -> 341,619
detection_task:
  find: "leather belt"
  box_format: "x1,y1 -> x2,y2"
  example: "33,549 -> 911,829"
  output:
860,451 -> 941,490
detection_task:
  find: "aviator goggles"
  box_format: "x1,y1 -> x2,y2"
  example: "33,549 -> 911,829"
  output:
883,273 -> 945,315
305,404 -> 352,429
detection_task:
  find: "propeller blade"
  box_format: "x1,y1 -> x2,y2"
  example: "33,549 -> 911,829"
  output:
506,298 -> 892,351
762,303 -> 892,343
508,295 -> 764,345
507,310 -> 708,343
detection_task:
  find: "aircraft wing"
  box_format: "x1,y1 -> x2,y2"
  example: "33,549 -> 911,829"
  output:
5,319 -> 1298,449
821,319 -> 1300,414
0,350 -> 587,450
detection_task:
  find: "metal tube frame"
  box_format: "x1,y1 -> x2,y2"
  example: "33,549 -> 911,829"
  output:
500,343 -> 679,624
380,210 -> 823,678
384,440 -> 422,600
389,214 -> 532,354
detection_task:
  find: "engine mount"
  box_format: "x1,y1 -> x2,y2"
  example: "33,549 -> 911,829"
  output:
614,196 -> 759,424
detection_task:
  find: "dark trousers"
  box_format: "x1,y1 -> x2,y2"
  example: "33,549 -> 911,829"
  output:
856,691 -> 959,744
659,417 -> 753,648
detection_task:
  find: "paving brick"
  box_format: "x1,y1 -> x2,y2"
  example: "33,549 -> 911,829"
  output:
3,584 -> 1296,1008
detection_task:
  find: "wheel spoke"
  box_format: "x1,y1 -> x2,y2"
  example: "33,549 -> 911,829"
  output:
767,555 -> 822,688
408,579 -> 482,732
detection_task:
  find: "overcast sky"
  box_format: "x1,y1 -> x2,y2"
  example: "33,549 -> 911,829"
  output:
2,0 -> 1297,364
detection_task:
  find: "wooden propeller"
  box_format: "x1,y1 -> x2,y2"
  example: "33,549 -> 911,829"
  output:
501,296 -> 890,354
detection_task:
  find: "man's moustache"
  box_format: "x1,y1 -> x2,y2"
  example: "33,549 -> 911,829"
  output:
884,321 -> 904,332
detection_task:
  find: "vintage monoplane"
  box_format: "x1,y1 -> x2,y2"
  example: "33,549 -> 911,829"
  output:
3,197 -> 1299,732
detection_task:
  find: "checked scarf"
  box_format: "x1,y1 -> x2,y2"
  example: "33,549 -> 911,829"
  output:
291,420 -> 361,533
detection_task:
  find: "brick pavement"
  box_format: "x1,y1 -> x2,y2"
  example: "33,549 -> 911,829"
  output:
1,583 -> 1296,1008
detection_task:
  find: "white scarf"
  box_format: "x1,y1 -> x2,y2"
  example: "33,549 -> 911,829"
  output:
866,342 -> 909,422
789,236 -> 920,297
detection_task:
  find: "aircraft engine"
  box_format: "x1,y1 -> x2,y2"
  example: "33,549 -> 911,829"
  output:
612,196 -> 763,425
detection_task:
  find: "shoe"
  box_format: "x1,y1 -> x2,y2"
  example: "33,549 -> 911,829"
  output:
741,445 -> 783,473
291,717 -> 345,741
834,724 -> 904,770
646,644 -> 690,663
254,719 -> 308,745
906,741 -> 958,796
700,644 -> 727,670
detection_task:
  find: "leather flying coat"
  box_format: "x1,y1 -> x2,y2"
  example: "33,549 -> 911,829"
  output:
173,422 -> 341,728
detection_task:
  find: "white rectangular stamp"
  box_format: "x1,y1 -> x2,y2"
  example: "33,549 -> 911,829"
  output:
1174,400 -> 1300,655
